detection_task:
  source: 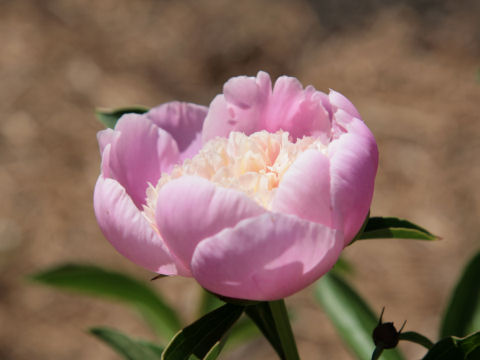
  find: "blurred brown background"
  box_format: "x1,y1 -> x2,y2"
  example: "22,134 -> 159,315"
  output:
1,0 -> 479,359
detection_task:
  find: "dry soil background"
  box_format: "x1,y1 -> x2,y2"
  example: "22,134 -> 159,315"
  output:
0,0 -> 479,359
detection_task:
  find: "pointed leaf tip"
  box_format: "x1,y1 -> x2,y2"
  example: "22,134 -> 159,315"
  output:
358,217 -> 438,241
30,263 -> 180,339
90,327 -> 164,360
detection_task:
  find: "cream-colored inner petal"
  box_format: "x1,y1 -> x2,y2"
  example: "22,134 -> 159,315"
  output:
144,130 -> 326,221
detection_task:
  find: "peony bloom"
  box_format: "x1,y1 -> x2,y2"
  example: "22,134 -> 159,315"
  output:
94,72 -> 378,300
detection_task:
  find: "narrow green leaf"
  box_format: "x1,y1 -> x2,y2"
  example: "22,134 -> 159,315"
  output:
90,327 -> 163,360
202,341 -> 223,360
315,273 -> 404,360
29,264 -> 180,339
268,300 -> 300,360
422,332 -> 480,360
139,342 -> 165,357
399,331 -> 434,349
331,256 -> 355,276
245,302 -> 286,359
197,289 -> 261,350
95,106 -> 149,129
440,250 -> 480,338
358,217 -> 438,241
161,303 -> 244,360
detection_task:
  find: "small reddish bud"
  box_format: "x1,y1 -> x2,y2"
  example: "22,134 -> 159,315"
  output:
372,308 -> 406,349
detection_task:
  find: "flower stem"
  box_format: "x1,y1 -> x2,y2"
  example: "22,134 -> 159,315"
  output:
268,299 -> 300,360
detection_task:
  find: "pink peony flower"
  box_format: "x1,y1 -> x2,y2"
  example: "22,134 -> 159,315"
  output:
94,72 -> 378,300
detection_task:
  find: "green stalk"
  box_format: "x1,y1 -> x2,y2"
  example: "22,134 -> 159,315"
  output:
268,299 -> 300,360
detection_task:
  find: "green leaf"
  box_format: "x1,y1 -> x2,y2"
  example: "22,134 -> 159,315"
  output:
315,273 -> 404,360
245,302 -> 286,359
95,106 -> 149,129
422,332 -> 480,360
331,256 -> 355,276
399,331 -> 434,349
440,250 -> 480,338
161,303 -> 244,360
358,217 -> 438,241
197,289 -> 261,351
29,264 -> 180,339
202,341 -> 223,360
268,300 -> 300,360
90,327 -> 163,360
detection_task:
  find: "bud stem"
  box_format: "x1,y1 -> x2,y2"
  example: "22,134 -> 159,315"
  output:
268,299 -> 300,360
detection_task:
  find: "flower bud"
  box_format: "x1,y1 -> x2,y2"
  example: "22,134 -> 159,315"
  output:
372,308 -> 406,349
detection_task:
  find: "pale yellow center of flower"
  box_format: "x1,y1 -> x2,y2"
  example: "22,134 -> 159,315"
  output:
144,131 -> 326,219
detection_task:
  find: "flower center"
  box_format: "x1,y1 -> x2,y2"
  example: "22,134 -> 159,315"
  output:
144,130 -> 326,217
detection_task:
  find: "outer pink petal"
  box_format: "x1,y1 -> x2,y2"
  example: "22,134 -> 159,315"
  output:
146,102 -> 208,157
202,72 -> 271,142
94,176 -> 188,275
191,212 -> 343,301
328,89 -> 361,120
97,128 -> 116,154
272,149 -> 335,228
100,143 -> 112,178
105,114 -> 180,209
328,116 -> 378,245
155,176 -> 266,271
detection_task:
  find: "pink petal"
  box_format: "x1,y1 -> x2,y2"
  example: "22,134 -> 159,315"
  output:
191,212 -> 343,300
155,176 -> 266,271
177,132 -> 202,162
202,95 -> 247,142
328,117 -> 378,244
266,75 -> 326,137
202,72 -> 332,142
104,114 -> 180,209
264,75 -> 303,130
97,128 -> 116,154
94,176 -> 188,275
265,79 -> 331,140
290,89 -> 332,143
202,72 -> 271,142
146,102 -> 208,157
100,143 -> 112,178
223,75 -> 263,109
328,89 -> 361,120
272,149 -> 336,228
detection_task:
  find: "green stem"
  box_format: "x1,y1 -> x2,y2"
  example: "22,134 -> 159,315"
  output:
399,331 -> 434,349
268,299 -> 301,360
371,345 -> 384,360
